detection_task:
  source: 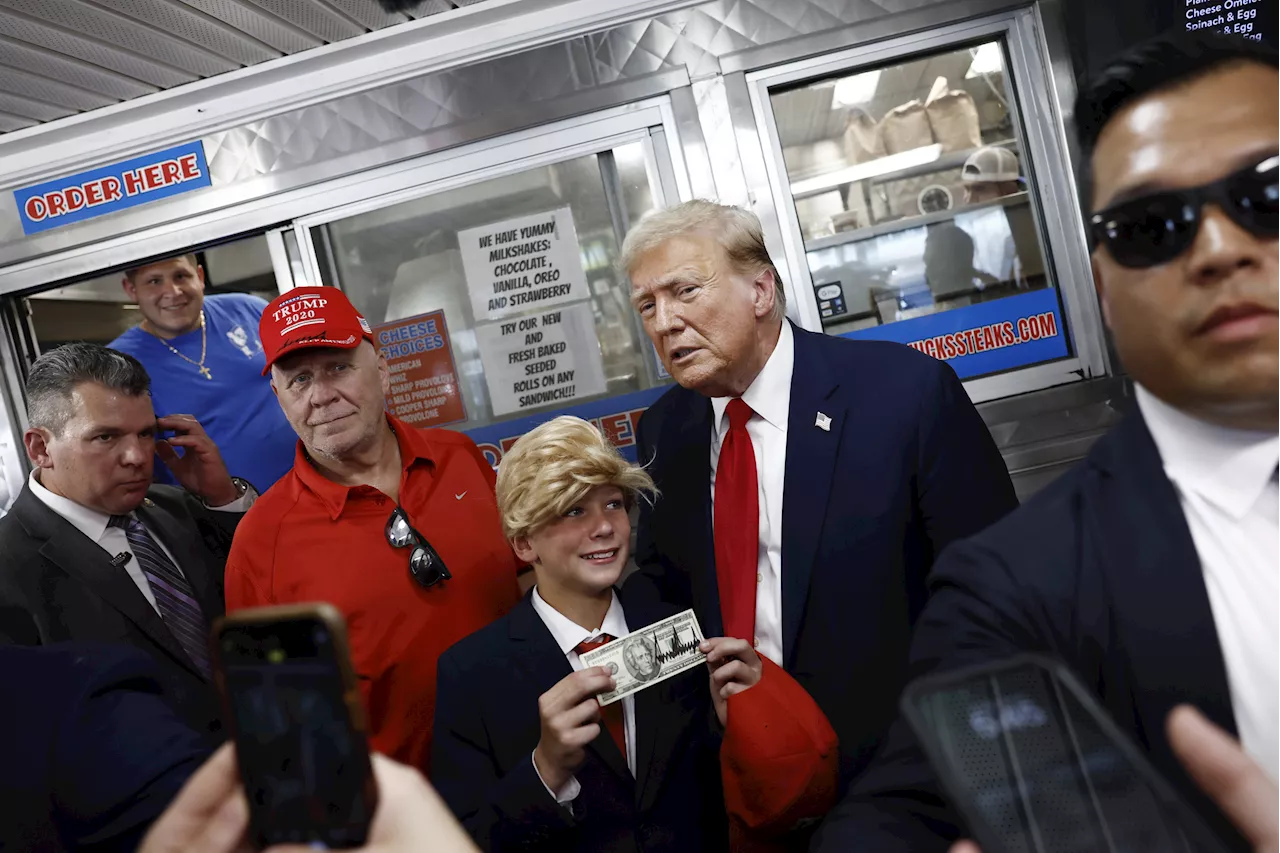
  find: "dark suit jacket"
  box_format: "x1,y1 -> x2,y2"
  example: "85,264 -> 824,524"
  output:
811,411 -> 1249,852
0,483 -> 240,741
0,643 -> 208,853
630,325 -> 1017,788
432,591 -> 728,853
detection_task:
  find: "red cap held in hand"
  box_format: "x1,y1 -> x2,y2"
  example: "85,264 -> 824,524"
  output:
259,286 -> 373,375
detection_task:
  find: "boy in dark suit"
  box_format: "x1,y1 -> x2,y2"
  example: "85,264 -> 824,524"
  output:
432,416 -> 764,852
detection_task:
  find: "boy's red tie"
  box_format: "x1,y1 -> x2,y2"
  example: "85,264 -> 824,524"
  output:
575,635 -> 627,763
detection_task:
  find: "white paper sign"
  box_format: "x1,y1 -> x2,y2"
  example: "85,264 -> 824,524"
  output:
459,207 -> 588,322
475,301 -> 608,417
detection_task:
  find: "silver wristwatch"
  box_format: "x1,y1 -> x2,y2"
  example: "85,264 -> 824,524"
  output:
202,476 -> 254,507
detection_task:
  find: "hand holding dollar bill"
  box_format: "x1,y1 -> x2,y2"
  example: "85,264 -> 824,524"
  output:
577,609 -> 707,706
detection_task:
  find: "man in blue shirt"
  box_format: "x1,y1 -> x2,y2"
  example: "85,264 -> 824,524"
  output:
110,253 -> 296,491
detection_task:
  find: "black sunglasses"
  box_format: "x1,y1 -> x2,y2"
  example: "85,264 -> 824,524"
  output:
1090,154 -> 1278,269
385,507 -> 451,589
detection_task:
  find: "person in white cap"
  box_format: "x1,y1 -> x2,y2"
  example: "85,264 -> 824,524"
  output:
961,145 -> 1023,204
960,146 -> 1025,288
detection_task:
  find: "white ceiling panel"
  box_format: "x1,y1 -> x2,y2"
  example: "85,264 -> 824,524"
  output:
324,0 -> 411,30
0,34 -> 160,99
0,109 -> 35,131
0,0 -> 484,136
0,89 -> 75,122
89,0 -> 282,65
0,63 -> 117,111
236,0 -> 365,42
0,7 -> 198,87
0,0 -> 240,76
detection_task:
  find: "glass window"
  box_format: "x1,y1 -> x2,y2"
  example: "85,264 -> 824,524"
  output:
313,141 -> 668,431
23,233 -> 277,349
769,39 -> 1071,379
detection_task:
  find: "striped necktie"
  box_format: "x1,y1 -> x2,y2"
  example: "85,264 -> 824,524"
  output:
109,514 -> 212,678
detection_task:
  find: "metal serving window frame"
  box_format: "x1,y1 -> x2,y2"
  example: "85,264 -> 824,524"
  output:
737,8 -> 1108,404
283,96 -> 692,431
288,96 -> 692,278
0,93 -> 697,491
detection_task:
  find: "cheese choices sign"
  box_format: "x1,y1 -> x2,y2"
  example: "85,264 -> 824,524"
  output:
459,207 -> 589,322
14,141 -> 212,235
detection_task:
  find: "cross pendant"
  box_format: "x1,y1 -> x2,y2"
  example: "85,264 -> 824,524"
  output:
199,367 -> 212,379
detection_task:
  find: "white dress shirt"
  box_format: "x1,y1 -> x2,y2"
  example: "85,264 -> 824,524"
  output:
710,320 -> 794,666
1136,386 -> 1279,782
530,586 -> 636,803
28,470 -> 256,614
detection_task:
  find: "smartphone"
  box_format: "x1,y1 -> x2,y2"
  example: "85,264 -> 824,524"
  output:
900,654 -> 1232,853
213,603 -> 378,849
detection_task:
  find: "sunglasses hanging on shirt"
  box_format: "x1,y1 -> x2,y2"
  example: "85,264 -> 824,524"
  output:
385,507 -> 451,589
1090,153 -> 1278,269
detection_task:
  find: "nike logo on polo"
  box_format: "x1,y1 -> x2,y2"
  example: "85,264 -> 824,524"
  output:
455,492 -> 467,500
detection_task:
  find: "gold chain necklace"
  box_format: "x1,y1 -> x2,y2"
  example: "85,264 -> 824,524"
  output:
148,310 -> 212,380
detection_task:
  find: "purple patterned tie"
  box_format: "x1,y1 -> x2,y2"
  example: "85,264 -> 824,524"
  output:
110,514 -> 212,678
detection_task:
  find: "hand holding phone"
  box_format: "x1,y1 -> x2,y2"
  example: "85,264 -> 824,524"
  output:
901,655 -> 1234,853
213,604 -> 377,849
1167,706 -> 1278,853
138,747 -> 480,853
269,755 -> 480,853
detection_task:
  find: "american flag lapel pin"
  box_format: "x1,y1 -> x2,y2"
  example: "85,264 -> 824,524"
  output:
815,412 -> 832,432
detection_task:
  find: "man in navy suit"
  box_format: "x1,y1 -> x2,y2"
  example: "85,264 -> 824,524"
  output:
811,31 -> 1278,852
619,199 -> 1018,800
0,643 -> 208,852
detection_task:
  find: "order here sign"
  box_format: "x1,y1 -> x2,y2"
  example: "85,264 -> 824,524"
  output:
13,141 -> 212,236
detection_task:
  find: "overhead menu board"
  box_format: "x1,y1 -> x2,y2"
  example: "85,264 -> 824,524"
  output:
459,207 -> 589,322
1184,0 -> 1272,42
474,301 -> 608,417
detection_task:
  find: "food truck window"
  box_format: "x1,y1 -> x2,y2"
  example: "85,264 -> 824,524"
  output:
309,140 -> 671,443
766,38 -> 1073,381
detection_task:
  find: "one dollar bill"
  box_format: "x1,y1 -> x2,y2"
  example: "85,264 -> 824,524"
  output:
578,609 -> 706,706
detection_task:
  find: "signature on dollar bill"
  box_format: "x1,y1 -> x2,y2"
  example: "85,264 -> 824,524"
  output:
578,609 -> 706,706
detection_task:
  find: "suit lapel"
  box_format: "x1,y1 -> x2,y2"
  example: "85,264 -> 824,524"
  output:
631,674 -> 698,812
136,495 -> 222,619
508,595 -> 632,781
1091,415 -> 1237,741
780,328 -> 843,669
12,488 -> 200,677
670,393 -> 722,637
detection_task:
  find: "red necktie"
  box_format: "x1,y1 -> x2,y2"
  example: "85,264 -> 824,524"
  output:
714,398 -> 758,643
575,635 -> 627,762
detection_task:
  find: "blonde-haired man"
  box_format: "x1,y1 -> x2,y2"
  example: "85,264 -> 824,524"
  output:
431,416 -> 762,853
623,199 -> 1018,812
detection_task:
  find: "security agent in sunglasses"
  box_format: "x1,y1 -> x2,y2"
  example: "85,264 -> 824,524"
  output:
223,286 -> 523,774
810,31 -> 1277,853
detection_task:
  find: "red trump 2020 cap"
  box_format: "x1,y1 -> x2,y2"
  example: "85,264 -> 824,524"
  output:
259,286 -> 373,375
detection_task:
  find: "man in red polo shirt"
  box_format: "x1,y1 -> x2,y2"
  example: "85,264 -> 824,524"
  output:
224,286 -> 522,771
